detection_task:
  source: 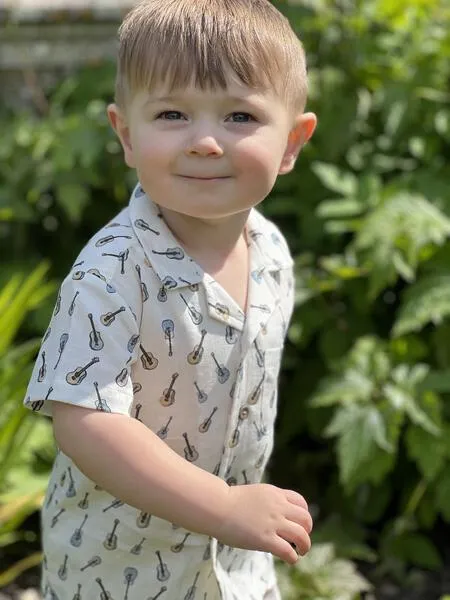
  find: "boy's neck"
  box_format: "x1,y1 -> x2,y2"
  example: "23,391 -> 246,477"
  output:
158,207 -> 251,262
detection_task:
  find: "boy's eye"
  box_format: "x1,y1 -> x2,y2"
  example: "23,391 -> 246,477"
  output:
156,111 -> 185,121
228,112 -> 256,123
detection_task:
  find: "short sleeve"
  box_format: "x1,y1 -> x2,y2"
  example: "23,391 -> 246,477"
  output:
24,270 -> 141,417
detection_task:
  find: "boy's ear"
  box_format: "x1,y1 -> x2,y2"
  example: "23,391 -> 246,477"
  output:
107,103 -> 136,168
279,112 -> 317,175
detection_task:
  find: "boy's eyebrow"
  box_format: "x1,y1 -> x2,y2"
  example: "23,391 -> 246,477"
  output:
143,94 -> 263,106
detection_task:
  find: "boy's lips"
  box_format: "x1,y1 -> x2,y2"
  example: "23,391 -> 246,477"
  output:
178,175 -> 231,180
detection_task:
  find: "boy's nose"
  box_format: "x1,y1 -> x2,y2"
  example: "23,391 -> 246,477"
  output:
186,130 -> 224,157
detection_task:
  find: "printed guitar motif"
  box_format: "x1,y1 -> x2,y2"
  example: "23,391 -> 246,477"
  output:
160,373 -> 179,407
96,577 -> 113,600
171,532 -> 190,553
194,381 -> 208,404
57,554 -> 69,581
157,416 -> 173,439
87,268 -> 116,293
37,351 -> 46,382
180,294 -> 203,325
70,514 -> 88,547
124,566 -> 138,600
130,537 -> 146,556
156,550 -> 170,582
104,518 -> 120,550
102,249 -> 130,274
135,218 -> 160,235
182,433 -> 199,462
162,319 -> 175,357
101,306 -> 126,326
187,330 -> 207,365
72,583 -> 82,600
199,407 -> 218,433
94,382 -> 111,412
136,264 -> 149,302
211,352 -> 230,384
54,333 -> 69,368
152,247 -> 185,261
95,234 -> 132,247
140,344 -> 159,370
66,466 -> 76,498
66,357 -> 99,385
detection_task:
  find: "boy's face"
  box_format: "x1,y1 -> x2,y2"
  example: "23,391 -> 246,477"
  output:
108,73 -> 316,221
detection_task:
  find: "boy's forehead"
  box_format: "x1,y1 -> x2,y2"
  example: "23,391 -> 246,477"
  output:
135,77 -> 280,107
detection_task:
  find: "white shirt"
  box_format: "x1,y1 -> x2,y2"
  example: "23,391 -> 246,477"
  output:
24,184 -> 295,600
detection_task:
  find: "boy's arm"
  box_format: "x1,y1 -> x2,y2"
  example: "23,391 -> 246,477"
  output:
52,402 -> 230,537
53,402 -> 312,563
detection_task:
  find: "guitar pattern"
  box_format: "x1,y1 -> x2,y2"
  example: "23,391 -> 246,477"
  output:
24,185 -> 293,600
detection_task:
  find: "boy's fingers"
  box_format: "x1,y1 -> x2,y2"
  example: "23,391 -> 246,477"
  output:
277,523 -> 311,557
284,505 -> 313,534
270,537 -> 300,565
284,489 -> 308,511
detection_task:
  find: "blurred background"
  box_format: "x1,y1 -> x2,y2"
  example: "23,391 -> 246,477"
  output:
1,0 -> 450,598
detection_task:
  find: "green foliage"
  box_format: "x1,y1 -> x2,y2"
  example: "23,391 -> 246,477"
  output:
0,266 -> 56,583
276,544 -> 372,600
1,0 -> 450,594
272,0 -> 450,589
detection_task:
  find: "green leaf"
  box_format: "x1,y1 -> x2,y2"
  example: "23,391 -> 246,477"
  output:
326,404 -> 394,490
435,468 -> 450,522
313,515 -> 377,562
310,369 -> 374,407
320,255 -> 367,279
0,264 -> 54,354
383,383 -> 440,435
312,162 -> 358,196
354,193 -> 450,297
405,425 -> 446,481
277,542 -> 372,600
390,533 -> 443,570
389,335 -> 429,363
394,274 -> 450,336
316,198 -> 364,219
346,336 -> 391,382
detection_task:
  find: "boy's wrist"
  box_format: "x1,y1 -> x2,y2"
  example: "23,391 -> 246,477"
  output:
191,475 -> 231,540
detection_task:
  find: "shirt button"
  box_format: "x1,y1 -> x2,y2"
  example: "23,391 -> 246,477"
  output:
239,406 -> 250,420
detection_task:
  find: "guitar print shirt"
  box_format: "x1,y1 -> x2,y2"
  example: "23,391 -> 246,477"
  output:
24,184 -> 295,600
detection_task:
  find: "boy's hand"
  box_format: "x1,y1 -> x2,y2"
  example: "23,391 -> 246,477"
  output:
215,484 -> 312,564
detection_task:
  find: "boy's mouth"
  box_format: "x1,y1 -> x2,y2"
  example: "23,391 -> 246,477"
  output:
178,175 -> 230,181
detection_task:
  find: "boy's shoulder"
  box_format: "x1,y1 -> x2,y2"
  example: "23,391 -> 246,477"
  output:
68,186 -> 169,286
72,206 -> 140,281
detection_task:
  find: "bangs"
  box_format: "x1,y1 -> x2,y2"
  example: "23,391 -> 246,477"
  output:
116,0 -> 307,111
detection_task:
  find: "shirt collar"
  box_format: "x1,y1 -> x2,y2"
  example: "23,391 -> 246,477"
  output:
246,207 -> 294,275
129,184 -> 204,288
128,183 -> 292,291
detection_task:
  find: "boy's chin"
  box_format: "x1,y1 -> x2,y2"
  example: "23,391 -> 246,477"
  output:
155,200 -> 255,222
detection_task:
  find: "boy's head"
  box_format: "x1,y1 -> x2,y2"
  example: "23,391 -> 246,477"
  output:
115,0 -> 308,116
108,0 -> 316,221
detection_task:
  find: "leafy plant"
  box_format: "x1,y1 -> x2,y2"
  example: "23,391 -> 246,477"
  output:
276,544 -> 372,600
0,265 -> 56,585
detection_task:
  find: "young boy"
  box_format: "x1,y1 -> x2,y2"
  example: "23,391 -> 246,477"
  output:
24,1 -> 317,598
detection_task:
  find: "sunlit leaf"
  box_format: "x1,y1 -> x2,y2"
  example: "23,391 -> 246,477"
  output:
393,274 -> 450,336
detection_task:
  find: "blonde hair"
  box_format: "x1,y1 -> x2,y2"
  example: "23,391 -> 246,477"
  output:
115,0 -> 308,114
